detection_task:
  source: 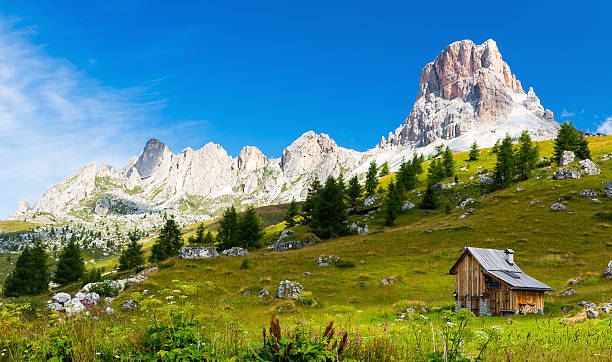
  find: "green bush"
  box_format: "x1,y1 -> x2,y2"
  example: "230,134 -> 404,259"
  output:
334,259 -> 355,268
81,267 -> 102,286
240,257 -> 250,270
85,280 -> 121,297
142,313 -> 208,360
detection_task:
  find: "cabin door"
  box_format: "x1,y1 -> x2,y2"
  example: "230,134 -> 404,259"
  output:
489,293 -> 497,316
471,298 -> 480,316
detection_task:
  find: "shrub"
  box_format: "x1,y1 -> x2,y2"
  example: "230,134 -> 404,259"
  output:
142,313 -> 208,360
240,257 -> 250,270
334,260 -> 355,268
85,280 -> 121,297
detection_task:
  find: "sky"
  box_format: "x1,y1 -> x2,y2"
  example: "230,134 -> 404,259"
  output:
0,1 -> 611,218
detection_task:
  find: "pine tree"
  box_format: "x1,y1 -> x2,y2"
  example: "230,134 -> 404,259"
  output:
383,178 -> 405,226
468,141 -> 480,161
203,230 -> 214,244
442,147 -> 455,177
3,240 -> 48,297
553,122 -> 591,162
346,176 -> 362,208
118,234 -> 145,271
284,199 -> 300,226
301,178 -> 322,217
427,158 -> 446,186
365,161 -> 379,197
379,162 -> 390,177
193,223 -> 206,244
150,218 -> 183,262
419,183 -> 439,209
337,173 -> 347,195
238,207 -> 264,248
491,139 -> 501,154
516,131 -> 539,180
54,237 -> 85,285
493,135 -> 516,189
216,207 -> 239,250
397,159 -> 417,191
310,177 -> 349,239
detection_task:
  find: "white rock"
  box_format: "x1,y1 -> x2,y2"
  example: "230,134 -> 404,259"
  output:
578,159 -> 600,175
51,292 -> 71,305
560,151 -> 575,166
550,203 -> 566,211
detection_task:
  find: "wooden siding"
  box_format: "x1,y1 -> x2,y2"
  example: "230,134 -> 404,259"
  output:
454,254 -> 485,298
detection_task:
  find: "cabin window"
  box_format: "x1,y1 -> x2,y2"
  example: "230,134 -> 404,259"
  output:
487,281 -> 501,289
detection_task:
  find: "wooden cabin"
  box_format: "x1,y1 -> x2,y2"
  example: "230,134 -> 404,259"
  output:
448,247 -> 554,316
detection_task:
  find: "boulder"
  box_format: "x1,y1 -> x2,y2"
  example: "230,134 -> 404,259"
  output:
47,303 -> 63,311
402,201 -> 415,211
560,150 -> 575,166
560,288 -> 575,296
316,255 -> 339,266
94,197 -> 111,216
604,261 -> 612,278
579,159 -> 600,175
121,300 -> 137,309
349,223 -> 369,234
579,189 -> 600,198
75,292 -> 86,300
222,247 -> 249,256
381,276 -> 397,285
51,292 -> 71,305
65,298 -> 86,315
586,308 -> 599,319
363,195 -> 379,206
277,229 -> 295,241
599,305 -> 611,314
277,280 -> 304,299
267,240 -> 314,251
478,176 -> 493,185
553,167 -> 581,180
258,289 -> 270,298
83,292 -> 100,305
550,203 -> 566,211
605,181 -> 612,198
179,246 -> 219,259
457,198 -> 476,210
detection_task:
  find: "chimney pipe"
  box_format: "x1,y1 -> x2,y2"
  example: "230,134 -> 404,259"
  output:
505,249 -> 514,265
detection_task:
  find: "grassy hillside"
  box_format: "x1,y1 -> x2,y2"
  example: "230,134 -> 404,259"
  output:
1,136 -> 611,360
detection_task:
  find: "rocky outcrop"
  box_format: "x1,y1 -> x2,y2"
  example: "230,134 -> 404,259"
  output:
33,162 -> 97,214
379,39 -> 559,149
560,151 -> 575,166
12,198 -> 30,219
179,246 -> 219,259
553,167 -> 581,180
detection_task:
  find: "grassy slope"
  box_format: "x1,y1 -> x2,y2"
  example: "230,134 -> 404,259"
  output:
111,136 -> 612,336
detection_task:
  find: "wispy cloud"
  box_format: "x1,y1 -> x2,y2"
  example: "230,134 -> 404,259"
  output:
0,16 -> 165,218
560,108 -> 575,119
597,116 -> 612,135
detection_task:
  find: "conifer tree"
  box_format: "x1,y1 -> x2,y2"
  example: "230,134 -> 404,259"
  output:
194,223 -> 206,244
3,240 -> 48,297
216,207 -> 239,250
419,182 -> 439,209
468,141 -> 480,161
383,178 -> 405,226
310,177 -> 349,239
553,122 -> 591,162
203,230 -> 214,244
150,218 -> 183,262
491,139 -> 500,154
397,159 -> 417,191
346,176 -> 362,208
238,207 -> 264,248
54,237 -> 85,285
301,178 -> 322,217
379,162 -> 390,177
516,131 -> 539,180
427,158 -> 446,186
365,161 -> 379,197
493,135 -> 516,189
442,146 -> 455,177
284,199 -> 300,226
118,233 -> 145,271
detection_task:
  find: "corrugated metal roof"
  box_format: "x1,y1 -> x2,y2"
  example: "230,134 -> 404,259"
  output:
487,270 -> 554,291
449,247 -> 553,291
466,247 -> 522,273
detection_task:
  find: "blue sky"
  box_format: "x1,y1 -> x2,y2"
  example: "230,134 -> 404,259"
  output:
0,1 -> 611,218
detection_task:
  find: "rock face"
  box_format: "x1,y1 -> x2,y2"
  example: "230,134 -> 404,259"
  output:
12,198 -> 30,218
379,39 -> 559,149
34,162 -> 97,213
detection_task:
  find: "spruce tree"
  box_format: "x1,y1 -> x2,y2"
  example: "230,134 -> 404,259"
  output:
442,146 -> 455,177
238,207 -> 264,248
301,178 -> 322,217
3,240 -> 48,297
150,218 -> 183,262
468,141 -> 480,161
216,207 -> 239,250
379,162 -> 390,177
118,234 -> 145,271
310,177 -> 349,239
493,135 -> 516,189
427,158 -> 446,186
365,161 -> 379,197
54,237 -> 85,285
553,122 -> 591,162
284,199 -> 300,226
516,131 -> 539,180
491,139 -> 500,154
194,223 -> 206,244
203,230 -> 214,244
383,178 -> 405,226
419,183 -> 439,209
346,176 -> 362,208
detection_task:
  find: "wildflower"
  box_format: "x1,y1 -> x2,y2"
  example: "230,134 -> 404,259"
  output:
446,322 -> 457,328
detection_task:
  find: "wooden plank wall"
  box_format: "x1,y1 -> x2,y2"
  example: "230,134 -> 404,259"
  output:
455,254 -> 485,299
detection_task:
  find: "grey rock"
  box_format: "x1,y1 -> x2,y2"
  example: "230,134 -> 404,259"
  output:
560,150 -> 575,166
316,255 -> 339,266
94,197 -> 111,216
457,198 -> 476,210
267,240 -> 314,251
47,302 -> 63,311
83,292 -> 100,305
349,223 -> 368,234
605,181 -> 612,198
578,159 -> 600,175
560,288 -> 575,296
578,301 -> 589,307
180,246 -> 219,259
604,261 -> 612,278
363,195 -> 380,207
599,305 -> 611,314
579,189 -> 600,197
65,298 -> 86,315
529,200 -> 542,205
550,203 -> 566,211
402,201 -> 415,211
105,307 -> 115,314
381,276 -> 397,285
222,247 -> 248,256
478,176 -> 493,185
586,308 -> 599,319
553,167 -> 581,180
75,292 -> 86,300
277,229 -> 295,242
121,300 -> 137,309
258,289 -> 270,298
568,279 -> 581,285
52,292 -> 71,305
277,280 -> 304,299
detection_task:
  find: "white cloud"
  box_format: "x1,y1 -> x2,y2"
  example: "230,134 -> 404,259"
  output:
597,116 -> 612,135
560,108 -> 575,119
0,17 -> 165,218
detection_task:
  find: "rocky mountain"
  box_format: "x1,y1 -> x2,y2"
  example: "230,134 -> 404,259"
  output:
378,39 -> 559,150
11,39 -> 560,224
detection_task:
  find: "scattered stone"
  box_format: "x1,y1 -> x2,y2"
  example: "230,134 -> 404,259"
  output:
568,279 -> 581,285
363,195 -> 380,207
349,223 -> 369,234
143,289 -> 149,295
52,292 -> 71,305
304,272 -> 310,276
529,200 -> 542,206
550,203 -> 566,211
381,276 -> 397,285
276,303 -> 295,312
553,167 -> 581,180
105,307 -> 115,314
560,288 -> 575,296
402,201 -> 415,211
592,199 -> 601,203
277,280 -> 304,299
558,195 -> 571,201
459,167 -> 468,172
316,255 -> 340,266
459,208 -> 474,219
277,229 -> 295,242
75,291 -> 86,300
580,189 -> 600,197
268,240 -> 314,251
121,300 -> 137,309
241,290 -> 251,296
586,308 -> 599,319
516,185 -> 525,192
605,181 -> 612,198
478,176 -> 493,185
47,303 -> 63,311
457,198 -> 476,210
180,246 -> 219,259
578,301 -> 589,307
560,150 -> 575,166
578,159 -> 600,175
258,289 -> 270,298
222,247 -> 248,256
604,261 -> 612,278
599,305 -> 612,314
601,153 -> 612,162
82,292 -> 100,306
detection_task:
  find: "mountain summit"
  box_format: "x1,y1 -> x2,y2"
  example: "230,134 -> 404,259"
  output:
379,39 -> 558,149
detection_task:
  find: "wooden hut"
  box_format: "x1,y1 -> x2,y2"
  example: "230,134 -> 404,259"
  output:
448,247 -> 554,316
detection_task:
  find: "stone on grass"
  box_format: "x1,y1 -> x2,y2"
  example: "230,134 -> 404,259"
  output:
605,181 -> 612,198
222,247 -> 248,256
258,289 -> 270,298
586,308 -> 599,319
553,167 -> 581,180
560,288 -> 575,296
579,189 -> 600,197
179,246 -> 219,259
349,223 -> 368,234
268,240 -> 314,251
578,159 -> 600,175
560,150 -> 575,166
381,276 -> 397,285
277,280 -> 303,299
478,176 -> 493,185
51,292 -> 71,305
604,261 -> 612,278
402,201 -> 415,211
316,255 -> 339,266
47,303 -> 63,311
550,203 -> 566,211
457,198 -> 476,210
363,195 -> 379,206
121,300 -> 137,309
